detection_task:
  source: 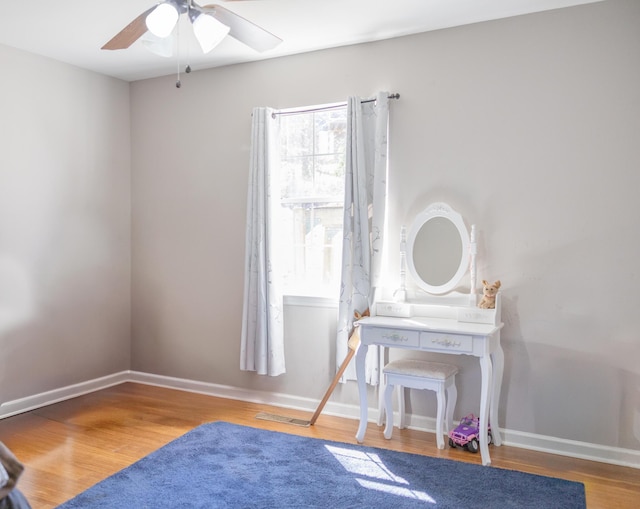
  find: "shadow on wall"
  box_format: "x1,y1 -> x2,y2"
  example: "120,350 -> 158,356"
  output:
0,257 -> 33,334
635,391 -> 640,446
502,327 -> 640,450
624,370 -> 640,449
497,293 -> 536,435
0,257 -> 34,401
499,291 -> 640,450
497,230 -> 640,450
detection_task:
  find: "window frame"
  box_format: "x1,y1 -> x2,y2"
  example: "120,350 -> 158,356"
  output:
275,102 -> 348,301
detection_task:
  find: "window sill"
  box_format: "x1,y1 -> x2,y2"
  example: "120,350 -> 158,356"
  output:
284,294 -> 339,308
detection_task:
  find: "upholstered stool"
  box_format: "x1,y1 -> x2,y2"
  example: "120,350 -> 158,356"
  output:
383,359 -> 459,449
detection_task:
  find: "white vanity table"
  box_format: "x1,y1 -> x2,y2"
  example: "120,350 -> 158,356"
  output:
354,202 -> 504,466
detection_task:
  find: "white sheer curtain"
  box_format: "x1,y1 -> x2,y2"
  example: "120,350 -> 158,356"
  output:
240,107 -> 286,376
336,91 -> 390,383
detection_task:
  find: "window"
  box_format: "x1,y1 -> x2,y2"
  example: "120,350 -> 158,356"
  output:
277,105 -> 347,298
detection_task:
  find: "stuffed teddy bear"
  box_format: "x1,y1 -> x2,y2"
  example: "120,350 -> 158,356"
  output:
478,280 -> 501,309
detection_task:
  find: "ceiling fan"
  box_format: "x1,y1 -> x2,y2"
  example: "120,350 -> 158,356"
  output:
101,0 -> 282,54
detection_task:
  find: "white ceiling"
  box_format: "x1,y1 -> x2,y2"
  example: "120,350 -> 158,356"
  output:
0,0 -> 602,82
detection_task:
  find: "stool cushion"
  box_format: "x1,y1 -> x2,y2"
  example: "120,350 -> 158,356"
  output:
383,359 -> 458,380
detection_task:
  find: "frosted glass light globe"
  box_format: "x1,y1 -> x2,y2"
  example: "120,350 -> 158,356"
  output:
146,3 -> 179,38
193,14 -> 230,53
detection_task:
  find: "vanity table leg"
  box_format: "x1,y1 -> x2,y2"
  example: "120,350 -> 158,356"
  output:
490,344 -> 504,447
376,346 -> 387,426
355,343 -> 369,443
479,355 -> 493,466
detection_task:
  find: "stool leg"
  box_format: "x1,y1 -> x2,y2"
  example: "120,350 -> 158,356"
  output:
383,382 -> 394,439
398,385 -> 406,429
445,379 -> 457,435
435,384 -> 445,449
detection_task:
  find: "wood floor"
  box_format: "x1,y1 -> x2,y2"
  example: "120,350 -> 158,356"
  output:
0,383 -> 637,508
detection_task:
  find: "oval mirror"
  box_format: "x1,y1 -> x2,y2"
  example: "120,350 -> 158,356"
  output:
406,202 -> 469,295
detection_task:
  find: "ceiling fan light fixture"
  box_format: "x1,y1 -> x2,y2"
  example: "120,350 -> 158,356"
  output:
190,11 -> 230,54
146,2 -> 180,38
141,32 -> 174,58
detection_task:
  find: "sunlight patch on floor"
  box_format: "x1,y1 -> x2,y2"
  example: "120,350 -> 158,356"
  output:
325,444 -> 436,504
356,478 -> 436,503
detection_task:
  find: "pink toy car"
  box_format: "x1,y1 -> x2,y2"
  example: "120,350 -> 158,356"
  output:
448,413 -> 492,453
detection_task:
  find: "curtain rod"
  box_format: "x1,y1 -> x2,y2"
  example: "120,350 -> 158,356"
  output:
271,93 -> 400,118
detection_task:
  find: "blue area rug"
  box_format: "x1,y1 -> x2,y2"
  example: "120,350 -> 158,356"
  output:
57,421 -> 586,509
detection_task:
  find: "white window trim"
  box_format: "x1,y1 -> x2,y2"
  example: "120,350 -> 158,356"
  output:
284,294 -> 339,308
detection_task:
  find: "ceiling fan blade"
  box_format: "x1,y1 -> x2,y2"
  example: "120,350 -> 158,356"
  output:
101,6 -> 157,50
202,4 -> 282,52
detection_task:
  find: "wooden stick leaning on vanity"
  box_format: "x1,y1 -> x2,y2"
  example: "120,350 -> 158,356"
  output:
255,309 -> 369,427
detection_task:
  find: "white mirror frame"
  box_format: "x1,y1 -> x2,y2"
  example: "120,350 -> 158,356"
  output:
406,202 -> 470,295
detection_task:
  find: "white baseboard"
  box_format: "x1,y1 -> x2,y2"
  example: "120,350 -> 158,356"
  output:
0,372 -> 130,419
2,371 -> 639,470
398,414 -> 640,470
500,428 -> 640,469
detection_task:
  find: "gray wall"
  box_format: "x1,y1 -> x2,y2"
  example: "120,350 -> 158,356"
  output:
0,46 -> 131,401
130,0 -> 640,450
1,0 -> 638,453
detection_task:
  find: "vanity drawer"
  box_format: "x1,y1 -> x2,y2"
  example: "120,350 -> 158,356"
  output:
363,327 -> 420,348
420,332 -> 473,353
